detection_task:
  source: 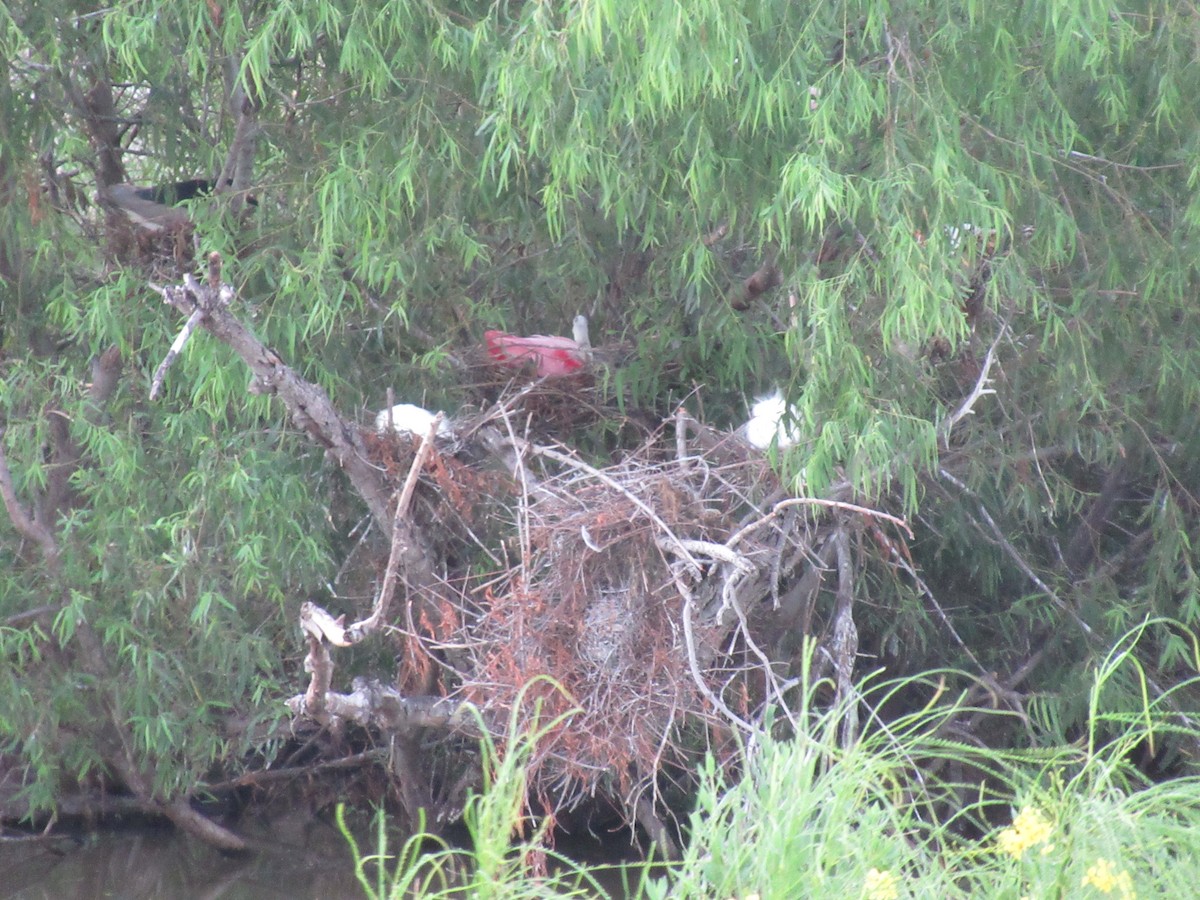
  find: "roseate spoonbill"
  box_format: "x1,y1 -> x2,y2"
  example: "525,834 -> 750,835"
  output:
374,403 -> 451,437
485,315 -> 591,378
743,390 -> 801,450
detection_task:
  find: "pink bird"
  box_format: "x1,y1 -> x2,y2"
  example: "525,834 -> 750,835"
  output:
485,315 -> 591,378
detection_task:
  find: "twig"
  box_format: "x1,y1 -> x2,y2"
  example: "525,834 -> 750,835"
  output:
940,324 -> 1005,445
497,404 -> 538,568
150,306 -> 204,400
875,522 -> 999,689
727,495 -> 911,549
152,258 -> 227,400
200,749 -> 390,794
1027,420 -> 1056,513
679,592 -> 756,734
529,441 -> 703,573
1062,148 -> 1182,172
344,413 -> 442,642
713,554 -> 801,733
854,230 -> 880,263
674,405 -> 688,465
938,467 -> 1093,636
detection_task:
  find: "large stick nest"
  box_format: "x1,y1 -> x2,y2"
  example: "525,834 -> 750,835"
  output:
460,417 -> 827,805
351,385 -> 886,818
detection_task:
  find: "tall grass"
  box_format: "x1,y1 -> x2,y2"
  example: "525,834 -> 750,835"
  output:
342,627 -> 1200,898
340,677 -> 630,898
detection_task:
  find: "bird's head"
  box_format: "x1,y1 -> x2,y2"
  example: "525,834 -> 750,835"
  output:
572,314 -> 591,350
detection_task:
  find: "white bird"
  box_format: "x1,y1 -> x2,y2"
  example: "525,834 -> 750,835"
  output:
944,222 -> 986,253
743,390 -> 801,450
374,403 -> 452,438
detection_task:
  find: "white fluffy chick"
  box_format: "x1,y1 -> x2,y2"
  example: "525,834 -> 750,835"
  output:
374,403 -> 452,438
743,390 -> 800,450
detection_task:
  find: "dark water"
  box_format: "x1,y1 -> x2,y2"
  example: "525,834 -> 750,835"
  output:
0,814 -> 366,900
0,816 -> 650,899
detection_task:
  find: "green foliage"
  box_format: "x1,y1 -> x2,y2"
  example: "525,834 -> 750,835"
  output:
653,630 -> 1196,899
338,633 -> 1200,899
339,680 -> 619,899
2,0 -> 1199,822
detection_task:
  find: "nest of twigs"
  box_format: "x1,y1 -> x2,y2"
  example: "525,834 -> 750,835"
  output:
357,387 -> 880,822
463,417 -> 813,807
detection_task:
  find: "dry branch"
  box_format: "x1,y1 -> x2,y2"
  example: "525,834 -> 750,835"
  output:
290,417 -> 448,718
938,467 -> 1093,637
151,262 -> 444,615
940,324 -> 1005,445
346,413 -> 444,641
286,678 -> 478,734
150,305 -> 205,399
0,428 -> 62,572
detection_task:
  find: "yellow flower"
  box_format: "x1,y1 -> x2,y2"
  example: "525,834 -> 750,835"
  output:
1082,858 -> 1135,898
863,867 -> 900,900
996,806 -> 1055,860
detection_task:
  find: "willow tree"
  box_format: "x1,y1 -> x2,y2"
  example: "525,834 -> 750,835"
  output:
2,0 -> 1198,845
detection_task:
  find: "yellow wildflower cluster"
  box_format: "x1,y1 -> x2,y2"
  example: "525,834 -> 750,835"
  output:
863,867 -> 900,900
1082,858 -> 1135,899
996,806 -> 1055,860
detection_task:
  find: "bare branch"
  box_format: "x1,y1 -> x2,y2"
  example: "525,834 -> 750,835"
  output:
679,591 -> 756,735
871,520 -> 1002,690
345,414 -> 443,642
153,267 -> 394,529
300,631 -> 333,720
727,495 -> 911,549
299,601 -> 351,648
674,404 -> 688,465
286,679 -> 478,734
150,306 -> 204,400
0,429 -> 62,573
938,467 -> 1093,637
108,751 -> 248,852
940,325 -> 1006,445
830,526 -> 859,747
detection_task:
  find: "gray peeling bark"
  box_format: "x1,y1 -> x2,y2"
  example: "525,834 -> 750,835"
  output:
156,271 -> 391,522
152,264 -> 439,601
153,267 -> 460,829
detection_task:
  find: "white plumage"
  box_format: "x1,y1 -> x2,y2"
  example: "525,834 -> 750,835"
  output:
743,390 -> 800,450
374,403 -> 451,437
944,222 -> 986,252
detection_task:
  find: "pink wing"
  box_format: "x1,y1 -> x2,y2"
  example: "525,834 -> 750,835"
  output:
485,331 -> 585,377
